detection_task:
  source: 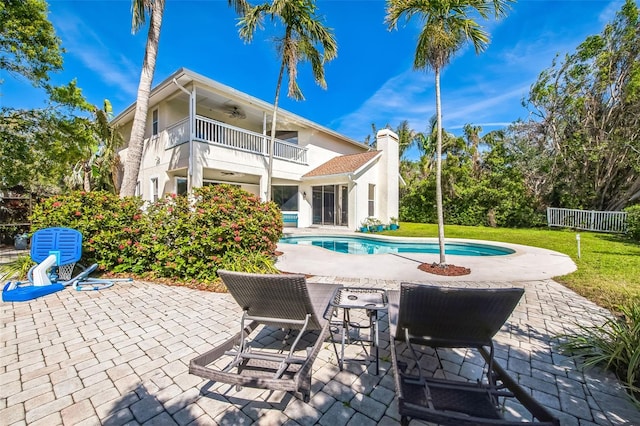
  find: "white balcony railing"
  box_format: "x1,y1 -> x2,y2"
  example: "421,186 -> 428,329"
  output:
166,118 -> 189,147
165,115 -> 307,165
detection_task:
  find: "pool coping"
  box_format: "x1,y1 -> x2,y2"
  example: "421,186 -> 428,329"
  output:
277,229 -> 577,282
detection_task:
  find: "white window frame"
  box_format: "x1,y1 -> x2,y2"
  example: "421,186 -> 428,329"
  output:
150,177 -> 159,202
176,177 -> 187,195
152,108 -> 159,136
368,184 -> 375,217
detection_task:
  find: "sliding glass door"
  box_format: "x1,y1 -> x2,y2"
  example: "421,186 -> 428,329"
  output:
312,185 -> 348,226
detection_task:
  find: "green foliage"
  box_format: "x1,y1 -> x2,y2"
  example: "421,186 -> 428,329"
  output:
144,185 -> 282,281
29,186 -> 283,283
399,129 -> 545,227
625,205 -> 640,242
557,300 -> 640,405
0,83 -> 100,192
30,191 -> 148,273
0,0 -> 64,87
0,255 -> 35,281
523,0 -> 640,211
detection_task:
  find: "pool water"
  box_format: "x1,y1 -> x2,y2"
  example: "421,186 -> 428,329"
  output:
279,235 -> 515,256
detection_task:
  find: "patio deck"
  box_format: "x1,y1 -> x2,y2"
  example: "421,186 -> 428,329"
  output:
1,276 -> 638,425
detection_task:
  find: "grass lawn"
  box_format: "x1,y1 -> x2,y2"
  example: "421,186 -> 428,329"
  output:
384,223 -> 640,312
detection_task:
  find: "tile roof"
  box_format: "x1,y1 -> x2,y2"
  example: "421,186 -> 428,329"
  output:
303,151 -> 380,178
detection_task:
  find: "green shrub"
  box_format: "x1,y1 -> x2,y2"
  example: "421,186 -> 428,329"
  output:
144,185 -> 282,281
28,187 -> 283,284
0,255 -> 35,281
625,205 -> 640,242
30,191 -> 149,273
557,300 -> 640,406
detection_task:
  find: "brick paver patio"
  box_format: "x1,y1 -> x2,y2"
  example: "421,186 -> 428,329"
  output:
1,278 -> 639,425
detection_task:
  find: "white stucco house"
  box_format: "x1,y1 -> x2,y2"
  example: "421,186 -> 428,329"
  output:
112,68 -> 399,229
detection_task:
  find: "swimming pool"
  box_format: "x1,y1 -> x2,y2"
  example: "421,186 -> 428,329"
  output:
279,235 -> 515,256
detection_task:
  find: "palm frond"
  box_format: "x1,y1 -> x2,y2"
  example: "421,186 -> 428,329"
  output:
131,0 -> 153,33
557,300 -> 640,406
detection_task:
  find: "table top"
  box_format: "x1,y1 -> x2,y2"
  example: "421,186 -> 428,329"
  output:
330,287 -> 388,310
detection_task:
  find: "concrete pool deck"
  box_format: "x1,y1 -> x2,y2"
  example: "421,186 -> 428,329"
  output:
277,228 -> 577,281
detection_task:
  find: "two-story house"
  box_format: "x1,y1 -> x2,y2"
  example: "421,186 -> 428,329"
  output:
112,68 -> 399,229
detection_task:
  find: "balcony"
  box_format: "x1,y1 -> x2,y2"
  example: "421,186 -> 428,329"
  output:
166,115 -> 308,165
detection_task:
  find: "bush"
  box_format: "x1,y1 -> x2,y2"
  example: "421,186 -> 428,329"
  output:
30,191 -> 148,273
29,186 -> 283,283
557,300 -> 640,406
0,254 -> 35,281
625,204 -> 640,242
144,185 -> 282,281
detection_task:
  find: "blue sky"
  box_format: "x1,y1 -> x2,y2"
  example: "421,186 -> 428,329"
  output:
0,0 -> 625,159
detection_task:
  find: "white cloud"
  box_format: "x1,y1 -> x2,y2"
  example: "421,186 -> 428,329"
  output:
52,12 -> 139,98
599,0 -> 624,24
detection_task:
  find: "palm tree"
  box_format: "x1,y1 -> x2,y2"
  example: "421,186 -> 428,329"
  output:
120,0 -> 247,197
92,100 -> 124,193
238,0 -> 337,201
386,0 -> 513,265
119,0 -> 166,197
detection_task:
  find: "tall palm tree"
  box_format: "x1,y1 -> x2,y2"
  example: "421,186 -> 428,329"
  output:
120,0 -> 247,197
386,0 -> 513,265
238,0 -> 337,201
119,0 -> 165,197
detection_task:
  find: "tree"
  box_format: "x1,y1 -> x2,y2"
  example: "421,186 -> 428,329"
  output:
119,0 -> 248,197
238,0 -> 337,201
525,0 -> 640,211
119,0 -> 166,197
386,0 -> 514,265
66,100 -> 123,193
0,1 -> 111,194
1,81 -> 97,192
0,0 -> 63,88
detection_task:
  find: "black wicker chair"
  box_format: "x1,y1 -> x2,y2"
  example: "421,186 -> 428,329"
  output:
388,283 -> 560,425
189,270 -> 340,402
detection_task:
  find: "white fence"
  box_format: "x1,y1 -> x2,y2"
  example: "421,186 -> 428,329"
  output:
547,207 -> 628,233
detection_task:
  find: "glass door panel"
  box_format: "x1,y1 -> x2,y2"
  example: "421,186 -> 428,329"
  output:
323,185 -> 335,225
312,187 -> 323,225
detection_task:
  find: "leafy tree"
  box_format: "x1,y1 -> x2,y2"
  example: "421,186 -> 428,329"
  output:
0,0 -> 63,87
0,81 -> 96,192
238,0 -> 337,200
525,0 -> 640,211
0,1 -> 100,193
386,0 -> 514,265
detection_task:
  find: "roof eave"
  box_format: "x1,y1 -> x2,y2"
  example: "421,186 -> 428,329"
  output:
111,68 -> 367,150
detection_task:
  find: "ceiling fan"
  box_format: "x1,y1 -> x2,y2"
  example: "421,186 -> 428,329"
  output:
223,104 -> 246,120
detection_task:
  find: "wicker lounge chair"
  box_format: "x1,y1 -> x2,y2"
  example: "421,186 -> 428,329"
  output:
189,270 -> 341,402
388,283 -> 559,426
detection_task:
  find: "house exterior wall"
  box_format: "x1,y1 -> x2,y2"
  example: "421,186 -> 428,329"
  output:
114,69 -> 399,229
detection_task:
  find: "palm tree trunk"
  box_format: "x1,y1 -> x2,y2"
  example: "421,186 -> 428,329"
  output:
435,67 -> 446,265
119,0 -> 165,197
266,58 -> 286,201
83,163 -> 91,192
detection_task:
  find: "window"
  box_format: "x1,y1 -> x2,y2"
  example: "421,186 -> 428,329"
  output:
203,181 -> 240,188
269,130 -> 298,145
176,177 -> 187,195
151,177 -> 159,202
272,186 -> 299,210
368,184 -> 375,217
135,181 -> 141,197
152,108 -> 159,136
